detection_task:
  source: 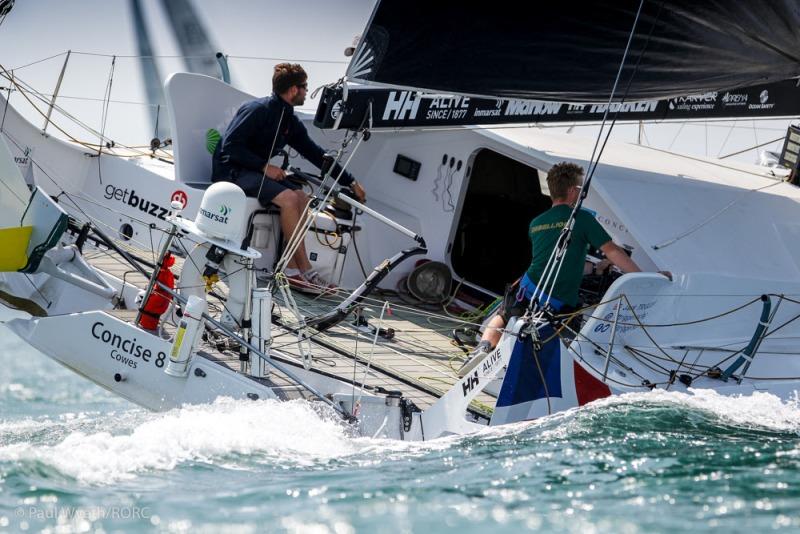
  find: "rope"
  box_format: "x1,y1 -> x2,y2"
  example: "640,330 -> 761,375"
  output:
274,128 -> 364,275
0,67 -> 158,159
65,50 -> 348,64
356,301 -> 390,407
575,294 -> 762,328
8,51 -> 69,71
255,107 -> 285,202
531,0 -> 653,313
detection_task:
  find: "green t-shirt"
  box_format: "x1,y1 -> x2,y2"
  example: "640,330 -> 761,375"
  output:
526,204 -> 611,307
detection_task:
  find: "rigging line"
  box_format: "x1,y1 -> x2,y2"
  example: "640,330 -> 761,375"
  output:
227,55 -> 347,64
625,345 -> 686,373
626,346 -> 707,373
620,293 -> 673,362
531,335 -> 553,415
583,0 -> 654,186
715,121 -> 736,158
1,69 -> 154,159
70,52 -> 231,59
311,290 -> 488,328
651,179 -> 782,250
624,349 -> 674,379
0,71 -> 11,131
255,107 -> 285,202
8,51 -> 69,71
23,273 -> 52,309
719,135 -> 785,160
532,0 -> 652,309
634,143 -> 783,179
147,224 -> 157,266
49,188 -> 160,252
560,327 -> 651,386
272,280 -> 493,329
689,348 -> 747,381
68,51 -> 349,64
0,130 -> 96,228
271,298 -> 475,363
98,55 -> 116,154
775,294 -> 800,306
578,295 -> 762,328
38,93 -> 158,107
757,308 -> 800,342
4,71 -> 102,136
276,132 -> 359,269
0,137 -> 27,206
0,67 -> 97,151
276,128 -> 365,274
350,308 -> 361,409
2,73 -> 152,161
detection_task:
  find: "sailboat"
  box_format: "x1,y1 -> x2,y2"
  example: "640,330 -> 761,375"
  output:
2,0 -> 800,439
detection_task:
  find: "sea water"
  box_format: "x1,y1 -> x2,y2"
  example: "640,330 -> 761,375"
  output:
2,320 -> 800,533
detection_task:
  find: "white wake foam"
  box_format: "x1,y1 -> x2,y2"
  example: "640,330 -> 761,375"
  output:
0,398 -> 360,484
587,389 -> 800,432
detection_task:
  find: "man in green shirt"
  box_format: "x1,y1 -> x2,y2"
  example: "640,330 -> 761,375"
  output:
458,161 -> 665,377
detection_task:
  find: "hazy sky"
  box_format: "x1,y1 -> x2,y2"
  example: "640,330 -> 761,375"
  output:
0,0 -> 791,163
0,0 -> 375,145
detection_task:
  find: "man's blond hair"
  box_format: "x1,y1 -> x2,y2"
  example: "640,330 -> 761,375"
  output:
547,162 -> 583,200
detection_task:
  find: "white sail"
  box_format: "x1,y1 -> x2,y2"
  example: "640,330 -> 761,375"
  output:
0,135 -> 30,228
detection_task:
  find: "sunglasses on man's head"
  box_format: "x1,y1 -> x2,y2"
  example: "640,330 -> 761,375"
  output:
297,83 -> 308,89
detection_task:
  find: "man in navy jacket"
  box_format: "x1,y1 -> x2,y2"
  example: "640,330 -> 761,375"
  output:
212,63 -> 366,294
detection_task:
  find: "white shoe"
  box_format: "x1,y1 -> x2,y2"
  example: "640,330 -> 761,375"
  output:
287,270 -> 337,295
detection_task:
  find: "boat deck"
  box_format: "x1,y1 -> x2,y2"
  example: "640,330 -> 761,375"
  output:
83,244 -> 497,419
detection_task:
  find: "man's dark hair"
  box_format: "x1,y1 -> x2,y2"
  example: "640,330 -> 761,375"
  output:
272,63 -> 307,95
547,161 -> 584,200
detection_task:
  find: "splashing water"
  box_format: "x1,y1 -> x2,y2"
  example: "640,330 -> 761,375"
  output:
2,326 -> 800,533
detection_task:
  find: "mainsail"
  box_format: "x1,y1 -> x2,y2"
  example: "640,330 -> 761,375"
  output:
348,1 -> 800,102
316,1 -> 800,130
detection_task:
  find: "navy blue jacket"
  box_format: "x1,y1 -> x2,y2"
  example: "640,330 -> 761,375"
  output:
212,94 -> 354,185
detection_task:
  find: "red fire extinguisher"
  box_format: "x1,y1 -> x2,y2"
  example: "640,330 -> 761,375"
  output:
137,253 -> 176,331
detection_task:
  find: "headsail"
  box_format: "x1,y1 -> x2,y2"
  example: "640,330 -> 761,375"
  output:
348,1 -> 800,102
0,136 -> 32,271
0,135 -> 29,229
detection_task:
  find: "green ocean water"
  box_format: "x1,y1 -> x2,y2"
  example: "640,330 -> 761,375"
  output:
1,325 -> 799,533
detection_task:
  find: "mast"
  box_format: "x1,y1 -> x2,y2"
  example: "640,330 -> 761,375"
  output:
158,0 -> 222,80
129,0 -> 167,140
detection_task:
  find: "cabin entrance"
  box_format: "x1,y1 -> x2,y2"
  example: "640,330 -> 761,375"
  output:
450,149 -> 551,295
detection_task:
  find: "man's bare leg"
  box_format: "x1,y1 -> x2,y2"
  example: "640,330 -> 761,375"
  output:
457,313 -> 506,377
481,314 -> 506,349
272,189 -> 312,272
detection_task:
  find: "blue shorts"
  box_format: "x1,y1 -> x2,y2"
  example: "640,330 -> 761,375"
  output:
227,168 -> 301,206
499,274 -> 563,322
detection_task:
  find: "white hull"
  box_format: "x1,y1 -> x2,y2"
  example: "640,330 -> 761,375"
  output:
2,72 -> 800,439
6,311 -> 279,410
